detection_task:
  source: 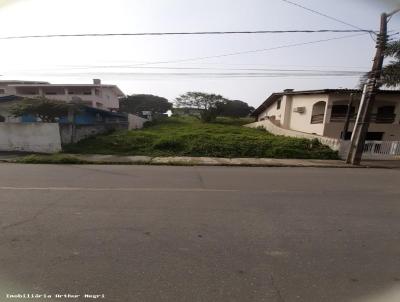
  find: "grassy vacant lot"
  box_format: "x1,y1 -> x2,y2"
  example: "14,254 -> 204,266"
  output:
63,117 -> 338,159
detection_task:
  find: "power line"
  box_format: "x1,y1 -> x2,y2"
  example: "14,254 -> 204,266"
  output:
125,32 -> 371,67
0,29 -> 374,40
31,65 -> 366,74
279,0 -> 368,32
1,33 -> 370,74
18,71 -> 363,79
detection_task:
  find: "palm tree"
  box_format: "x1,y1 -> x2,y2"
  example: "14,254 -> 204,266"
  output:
361,40 -> 400,88
380,40 -> 400,87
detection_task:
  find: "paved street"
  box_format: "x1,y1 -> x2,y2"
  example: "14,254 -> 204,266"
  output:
0,164 -> 399,302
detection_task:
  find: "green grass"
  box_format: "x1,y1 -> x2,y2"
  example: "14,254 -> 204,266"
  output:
16,154 -> 89,164
63,116 -> 339,159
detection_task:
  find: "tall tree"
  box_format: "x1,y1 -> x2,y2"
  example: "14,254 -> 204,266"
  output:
119,94 -> 172,117
216,100 -> 255,118
175,92 -> 227,122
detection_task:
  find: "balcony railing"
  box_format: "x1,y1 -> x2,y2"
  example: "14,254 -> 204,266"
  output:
329,113 -> 396,124
370,113 -> 396,124
311,114 -> 324,124
330,113 -> 356,122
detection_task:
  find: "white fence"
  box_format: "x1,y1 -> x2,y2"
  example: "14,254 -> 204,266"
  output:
339,141 -> 400,160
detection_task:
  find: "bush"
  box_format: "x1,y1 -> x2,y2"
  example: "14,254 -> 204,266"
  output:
153,137 -> 185,151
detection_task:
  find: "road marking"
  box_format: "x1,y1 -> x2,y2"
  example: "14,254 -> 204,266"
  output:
0,186 -> 238,193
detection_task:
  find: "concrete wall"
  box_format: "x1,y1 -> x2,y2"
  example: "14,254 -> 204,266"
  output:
128,114 -> 148,130
0,123 -> 61,153
60,123 -> 128,144
245,119 -> 341,151
0,84 -> 17,96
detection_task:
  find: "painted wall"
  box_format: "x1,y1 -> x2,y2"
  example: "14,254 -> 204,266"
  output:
324,93 -> 400,140
257,96 -> 283,125
287,94 -> 327,136
128,114 -> 148,130
0,123 -> 61,153
0,84 -> 17,96
258,94 -> 327,135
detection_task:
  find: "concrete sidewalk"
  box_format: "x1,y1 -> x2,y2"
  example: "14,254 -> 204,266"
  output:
2,152 -> 399,168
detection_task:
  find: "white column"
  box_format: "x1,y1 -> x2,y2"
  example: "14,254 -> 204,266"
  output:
281,95 -> 293,129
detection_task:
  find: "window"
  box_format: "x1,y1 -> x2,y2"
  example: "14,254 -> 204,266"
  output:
366,132 -> 384,140
330,104 -> 356,122
332,105 -> 351,116
374,106 -> 396,123
0,115 -> 5,122
83,91 -> 92,95
311,101 -> 326,124
276,99 -> 281,110
0,89 -> 5,94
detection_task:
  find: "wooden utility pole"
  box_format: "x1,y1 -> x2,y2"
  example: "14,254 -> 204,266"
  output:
346,13 -> 389,165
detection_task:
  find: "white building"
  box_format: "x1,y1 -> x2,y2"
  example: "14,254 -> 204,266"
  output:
252,89 -> 400,141
0,79 -> 124,111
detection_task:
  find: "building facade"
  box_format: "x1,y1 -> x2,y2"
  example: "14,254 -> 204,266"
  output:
252,89 -> 400,141
0,79 -> 124,111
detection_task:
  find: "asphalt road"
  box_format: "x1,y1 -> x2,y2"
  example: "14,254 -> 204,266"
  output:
0,164 -> 399,302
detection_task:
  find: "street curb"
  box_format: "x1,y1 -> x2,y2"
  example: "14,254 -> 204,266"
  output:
3,154 -> 399,169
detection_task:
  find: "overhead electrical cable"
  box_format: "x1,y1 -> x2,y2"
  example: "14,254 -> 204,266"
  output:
0,29 -> 375,40
122,32 -> 371,67
279,0 -> 368,32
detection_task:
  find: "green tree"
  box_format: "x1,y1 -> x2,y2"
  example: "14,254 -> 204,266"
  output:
361,40 -> 400,87
10,98 -> 83,123
119,94 -> 172,117
175,92 -> 227,122
216,100 -> 255,118
380,40 -> 400,87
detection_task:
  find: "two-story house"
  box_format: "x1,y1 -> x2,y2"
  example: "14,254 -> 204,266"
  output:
0,79 -> 124,111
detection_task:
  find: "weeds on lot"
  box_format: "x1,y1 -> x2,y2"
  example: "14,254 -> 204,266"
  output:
63,116 -> 339,159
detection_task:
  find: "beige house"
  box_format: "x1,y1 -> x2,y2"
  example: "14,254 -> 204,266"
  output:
0,79 -> 124,111
252,89 -> 400,141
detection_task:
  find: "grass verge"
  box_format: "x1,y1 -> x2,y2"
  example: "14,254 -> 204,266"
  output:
15,154 -> 89,164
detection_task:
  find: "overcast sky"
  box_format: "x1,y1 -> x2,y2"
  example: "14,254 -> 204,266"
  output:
0,0 -> 400,106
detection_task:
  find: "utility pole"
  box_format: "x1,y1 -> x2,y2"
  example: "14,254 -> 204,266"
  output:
341,93 -> 355,140
346,9 -> 400,164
